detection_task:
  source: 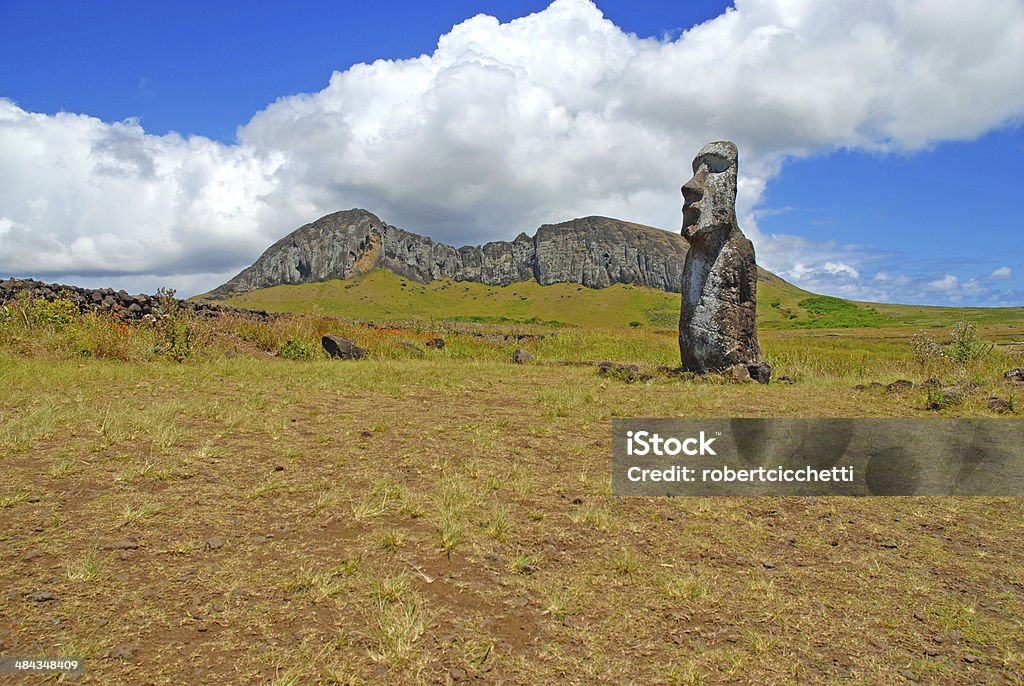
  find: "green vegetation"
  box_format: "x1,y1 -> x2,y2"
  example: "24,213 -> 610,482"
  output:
206,268 -> 1024,333
279,337 -> 316,360
795,295 -> 886,328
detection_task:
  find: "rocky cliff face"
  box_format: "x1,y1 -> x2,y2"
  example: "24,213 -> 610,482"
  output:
206,209 -> 689,299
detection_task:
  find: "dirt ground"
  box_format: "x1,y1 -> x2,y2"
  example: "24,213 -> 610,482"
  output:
1,355 -> 1022,684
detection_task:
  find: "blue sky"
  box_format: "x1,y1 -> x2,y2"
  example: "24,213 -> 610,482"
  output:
1,0 -> 1022,304
2,1 -> 726,143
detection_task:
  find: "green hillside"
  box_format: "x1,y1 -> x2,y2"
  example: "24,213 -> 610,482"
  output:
200,268 -> 1023,331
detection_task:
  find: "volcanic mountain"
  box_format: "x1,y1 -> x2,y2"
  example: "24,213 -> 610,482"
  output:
206,208 -> 773,299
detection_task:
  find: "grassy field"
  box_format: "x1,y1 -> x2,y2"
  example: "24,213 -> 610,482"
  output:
209,269 -> 1024,332
2,290 -> 1024,684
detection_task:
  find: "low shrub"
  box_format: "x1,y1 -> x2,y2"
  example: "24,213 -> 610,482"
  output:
280,338 -> 315,360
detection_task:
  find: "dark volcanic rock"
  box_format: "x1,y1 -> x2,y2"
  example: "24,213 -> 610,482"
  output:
0,277 -> 274,322
205,209 -> 692,299
1005,368 -> 1024,383
746,361 -> 773,385
322,335 -> 366,360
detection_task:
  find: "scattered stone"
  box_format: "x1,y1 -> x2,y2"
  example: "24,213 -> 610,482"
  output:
921,378 -> 942,389
359,430 -> 373,437
247,535 -> 269,545
425,338 -> 446,350
597,361 -> 651,382
1004,368 -> 1024,383
987,397 -> 1014,413
963,654 -> 981,664
677,141 -> 769,383
511,348 -> 534,364
747,361 -> 773,385
776,374 -> 795,384
886,379 -> 915,393
22,549 -> 44,561
274,465 -> 285,471
927,386 -> 965,410
727,364 -> 753,382
205,536 -> 225,551
762,560 -> 776,569
31,591 -> 56,602
321,335 -> 366,360
102,540 -> 140,550
448,667 -> 468,682
900,669 -> 919,681
26,495 -> 40,503
571,497 -> 584,505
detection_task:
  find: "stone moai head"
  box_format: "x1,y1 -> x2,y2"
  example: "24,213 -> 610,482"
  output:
680,140 -> 739,241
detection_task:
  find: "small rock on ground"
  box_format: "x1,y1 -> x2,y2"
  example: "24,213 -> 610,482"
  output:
321,335 -> 367,360
987,397 -> 1014,413
511,348 -> 534,364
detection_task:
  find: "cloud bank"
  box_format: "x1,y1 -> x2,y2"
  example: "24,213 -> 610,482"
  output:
2,0 -> 1023,302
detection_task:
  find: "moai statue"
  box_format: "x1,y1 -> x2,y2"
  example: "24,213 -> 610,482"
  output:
678,141 -> 771,383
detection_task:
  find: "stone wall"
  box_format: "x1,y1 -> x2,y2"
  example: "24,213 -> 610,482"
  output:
0,278 -> 276,321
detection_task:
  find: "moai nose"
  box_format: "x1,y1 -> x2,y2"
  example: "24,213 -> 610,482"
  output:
681,178 -> 704,205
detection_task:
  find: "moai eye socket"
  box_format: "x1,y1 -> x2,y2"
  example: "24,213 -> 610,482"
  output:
701,153 -> 731,174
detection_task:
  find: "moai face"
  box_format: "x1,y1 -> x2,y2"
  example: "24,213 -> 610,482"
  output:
680,141 -> 739,240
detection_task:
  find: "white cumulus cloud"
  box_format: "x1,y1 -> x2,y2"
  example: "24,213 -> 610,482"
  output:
989,266 -> 1014,280
928,274 -> 959,291
2,0 -> 1024,298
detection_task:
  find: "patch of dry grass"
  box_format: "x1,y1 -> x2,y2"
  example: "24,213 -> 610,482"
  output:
1,314 -> 1022,683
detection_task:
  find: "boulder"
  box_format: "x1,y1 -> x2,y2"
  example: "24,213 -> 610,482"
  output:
1005,368 -> 1024,383
511,348 -> 534,364
322,335 -> 367,360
